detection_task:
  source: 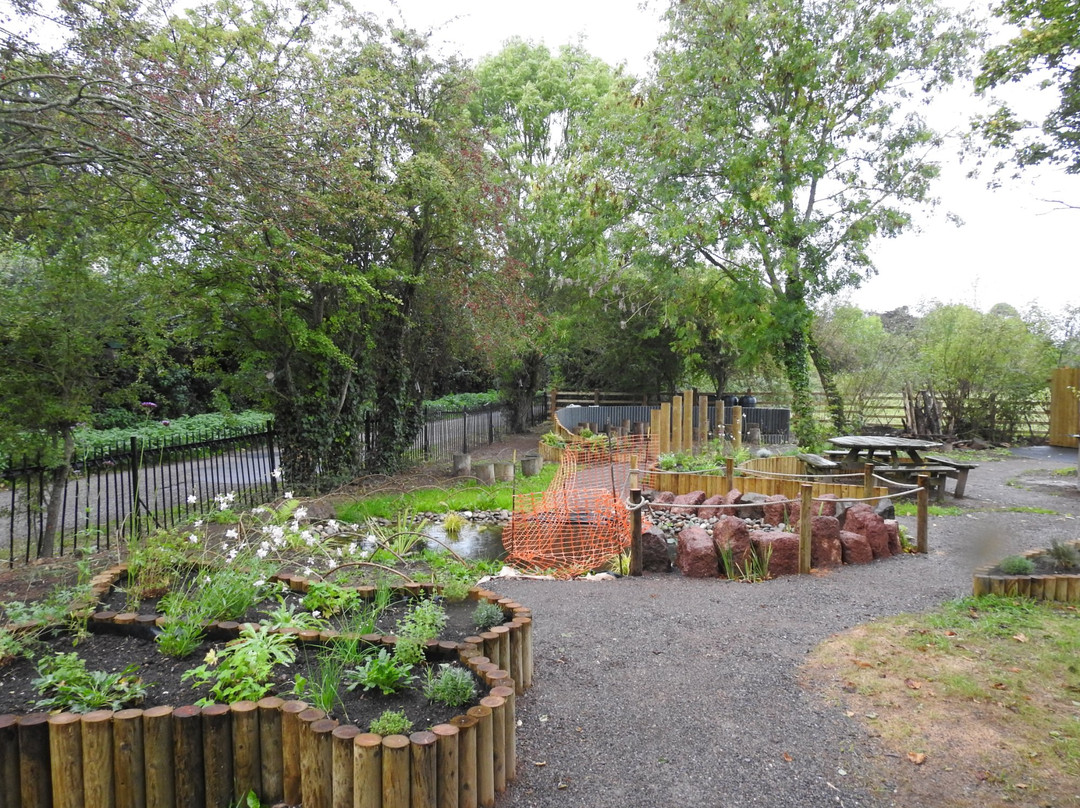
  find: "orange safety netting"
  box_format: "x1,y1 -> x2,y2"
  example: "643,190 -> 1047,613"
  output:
503,434 -> 656,578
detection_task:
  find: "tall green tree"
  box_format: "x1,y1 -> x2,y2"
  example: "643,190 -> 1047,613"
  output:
639,0 -> 977,445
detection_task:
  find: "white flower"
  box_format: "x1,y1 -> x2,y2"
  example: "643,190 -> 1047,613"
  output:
187,534 -> 199,544
225,528 -> 238,539
254,579 -> 265,587
252,506 -> 268,515
271,467 -> 282,479
311,610 -> 321,618
303,567 -> 313,576
186,495 -> 197,504
347,542 -> 357,555
326,559 -> 337,570
194,520 -> 203,527
284,491 -> 294,499
294,506 -> 308,521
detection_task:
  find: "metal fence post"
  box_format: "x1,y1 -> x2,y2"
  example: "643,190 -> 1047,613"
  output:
129,436 -> 141,541
462,409 -> 469,455
266,427 -> 278,496
488,407 -> 495,444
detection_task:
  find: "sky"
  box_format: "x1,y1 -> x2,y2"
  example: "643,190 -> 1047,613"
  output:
368,0 -> 1080,316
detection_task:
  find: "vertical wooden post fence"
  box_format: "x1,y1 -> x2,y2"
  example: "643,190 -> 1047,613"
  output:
798,484 -> 812,574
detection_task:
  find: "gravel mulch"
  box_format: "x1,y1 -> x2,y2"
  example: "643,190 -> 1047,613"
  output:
483,445 -> 1079,808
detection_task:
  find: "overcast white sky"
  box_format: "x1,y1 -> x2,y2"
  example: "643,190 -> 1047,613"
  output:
370,0 -> 1079,316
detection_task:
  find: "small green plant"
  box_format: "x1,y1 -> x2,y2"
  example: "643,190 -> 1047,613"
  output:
717,542 -> 771,581
423,663 -> 477,707
442,512 -> 467,535
893,502 -> 963,517
897,524 -> 915,553
344,648 -> 415,695
368,708 -> 413,736
182,625 -> 297,705
259,597 -> 331,631
472,601 -> 505,631
302,581 -> 362,616
1047,539 -> 1080,571
998,555 -> 1036,575
32,652 -> 148,712
0,627 -> 27,659
607,553 -> 631,575
396,597 -> 447,644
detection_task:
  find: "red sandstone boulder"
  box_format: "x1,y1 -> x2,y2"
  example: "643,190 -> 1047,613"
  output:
885,519 -> 902,556
697,494 -> 727,519
751,531 -> 800,577
843,503 -> 890,559
839,530 -> 873,564
675,526 -> 718,578
723,488 -> 743,507
809,494 -> 839,517
810,516 -> 842,568
652,491 -> 676,505
671,490 -> 707,516
763,495 -> 798,527
712,515 -> 752,577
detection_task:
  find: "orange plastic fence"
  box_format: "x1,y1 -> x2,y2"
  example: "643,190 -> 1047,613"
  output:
503,435 -> 655,577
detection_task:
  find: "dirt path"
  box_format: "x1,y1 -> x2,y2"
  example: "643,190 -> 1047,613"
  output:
484,449 -> 1079,808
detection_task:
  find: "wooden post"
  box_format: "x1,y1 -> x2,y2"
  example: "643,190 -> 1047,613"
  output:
916,477 -> 929,554
431,724 -> 459,808
202,704 -> 233,808
698,393 -> 709,446
725,458 -> 734,493
465,706 -> 493,808
171,705 -> 204,808
450,715 -> 477,808
231,701 -> 260,803
671,395 -> 683,455
491,626 -> 510,676
659,401 -> 672,454
489,686 -> 515,783
142,706 -> 174,808
682,388 -> 694,453
330,725 -> 359,808
732,405 -> 743,452
409,731 -> 438,808
300,718 -> 336,808
0,714 -> 21,808
48,713 -> 83,808
352,733 -> 382,808
280,700 -> 309,806
19,714 -> 52,808
479,697 -> 505,794
257,697 -> 284,805
630,457 -> 642,577
82,710 -> 114,808
799,484 -> 813,574
381,735 -> 410,808
716,400 -> 726,442
863,464 -> 874,499
112,709 -> 145,808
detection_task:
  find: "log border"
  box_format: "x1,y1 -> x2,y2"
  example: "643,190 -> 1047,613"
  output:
972,540 -> 1080,602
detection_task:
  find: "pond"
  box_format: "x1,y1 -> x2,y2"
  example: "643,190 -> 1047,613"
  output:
422,522 -> 506,562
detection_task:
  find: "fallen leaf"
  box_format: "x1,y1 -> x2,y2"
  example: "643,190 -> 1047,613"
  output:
1012,633 -> 1028,643
905,679 -> 922,690
783,752 -> 793,762
907,752 -> 927,765
852,659 -> 873,668
1015,783 -> 1028,790
992,682 -> 1007,690
534,761 -> 547,767
842,682 -> 858,693
944,630 -> 957,636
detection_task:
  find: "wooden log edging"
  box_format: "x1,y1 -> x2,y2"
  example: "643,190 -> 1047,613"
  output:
973,541 -> 1080,603
3,579 -> 534,808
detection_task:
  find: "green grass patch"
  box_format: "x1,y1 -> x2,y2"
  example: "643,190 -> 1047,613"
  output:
999,506 -> 1059,515
337,463 -> 558,522
1051,466 -> 1077,477
893,502 -> 963,517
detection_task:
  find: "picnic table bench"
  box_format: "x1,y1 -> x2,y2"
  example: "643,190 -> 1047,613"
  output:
797,452 -> 840,474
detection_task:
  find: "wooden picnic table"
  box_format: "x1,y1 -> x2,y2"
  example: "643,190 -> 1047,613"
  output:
828,435 -> 942,466
827,436 -> 976,499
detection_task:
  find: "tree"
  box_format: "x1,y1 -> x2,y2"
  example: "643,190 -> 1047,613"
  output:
638,0 -> 976,445
976,0 -> 1080,172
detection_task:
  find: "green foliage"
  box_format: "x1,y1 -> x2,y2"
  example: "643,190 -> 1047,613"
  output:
182,626 -> 297,705
259,599 -> 331,632
344,648 -> 416,695
424,392 -> 500,410
302,582 -> 363,617
998,555 -> 1037,575
396,598 -> 448,644
33,652 -> 148,712
368,708 -> 413,736
1047,539 -> 1080,571
0,628 -> 27,660
422,664 -> 477,708
472,601 -> 506,632
75,411 -> 271,455
442,512 -> 466,536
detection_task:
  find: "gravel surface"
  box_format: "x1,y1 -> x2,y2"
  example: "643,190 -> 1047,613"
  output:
484,447 -> 1079,808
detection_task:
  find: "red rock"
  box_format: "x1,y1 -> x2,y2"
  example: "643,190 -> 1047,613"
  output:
641,526 -> 672,572
809,494 -> 839,517
671,490 -> 707,516
839,531 -> 873,564
885,519 -> 902,555
811,516 -> 842,568
751,531 -> 800,577
722,488 -> 743,506
763,495 -> 799,527
653,491 -> 676,505
675,526 -> 718,578
712,515 -> 752,577
697,494 -> 727,519
843,504 -> 890,559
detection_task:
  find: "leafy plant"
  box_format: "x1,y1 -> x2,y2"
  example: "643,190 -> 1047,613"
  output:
442,512 -> 467,535
368,708 -> 413,736
344,648 -> 415,695
302,581 -> 362,616
259,598 -> 331,631
182,625 -> 296,705
32,652 -> 148,712
423,663 -> 477,707
396,597 -> 447,644
0,628 -> 27,660
472,601 -> 505,631
719,542 -> 772,582
998,555 -> 1036,575
156,593 -> 211,658
1047,539 -> 1080,571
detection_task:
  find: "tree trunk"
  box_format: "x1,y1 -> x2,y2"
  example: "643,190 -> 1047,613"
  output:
38,426 -> 75,558
501,350 -> 545,433
807,330 -> 846,433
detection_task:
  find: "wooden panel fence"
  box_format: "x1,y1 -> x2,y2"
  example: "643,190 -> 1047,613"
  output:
1049,367 -> 1080,448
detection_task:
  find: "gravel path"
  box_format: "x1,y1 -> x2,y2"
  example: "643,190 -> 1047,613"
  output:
484,447 -> 1079,808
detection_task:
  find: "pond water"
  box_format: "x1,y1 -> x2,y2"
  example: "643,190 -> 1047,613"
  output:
422,522 -> 506,562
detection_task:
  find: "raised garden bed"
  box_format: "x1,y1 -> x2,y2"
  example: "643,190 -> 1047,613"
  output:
0,565 -> 533,808
972,540 -> 1080,602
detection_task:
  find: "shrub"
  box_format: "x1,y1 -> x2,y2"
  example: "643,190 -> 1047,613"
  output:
369,708 -> 413,736
344,648 -> 415,695
32,652 -> 147,712
423,664 -> 477,708
472,601 -> 505,631
998,555 -> 1036,575
182,626 -> 297,705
